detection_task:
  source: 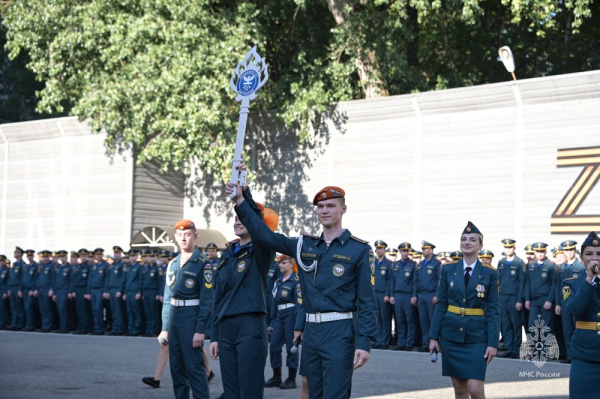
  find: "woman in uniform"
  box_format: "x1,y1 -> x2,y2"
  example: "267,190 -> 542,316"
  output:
429,221 -> 500,399
265,254 -> 302,390
563,231 -> 600,399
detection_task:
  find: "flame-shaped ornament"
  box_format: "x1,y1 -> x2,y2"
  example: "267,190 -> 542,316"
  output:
230,46 -> 269,102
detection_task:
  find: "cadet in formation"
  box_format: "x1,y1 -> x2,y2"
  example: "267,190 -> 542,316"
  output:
496,239 -> 526,359
429,221 -> 500,399
554,239 -> 585,363
210,187 -> 277,399
562,231 -> 600,399
265,254 -> 302,390
7,247 -> 26,330
142,249 -> 161,336
0,255 -> 10,329
53,250 -> 72,333
22,249 -> 39,331
373,240 -> 392,349
36,251 -> 55,332
229,178 -> 377,399
106,246 -> 126,335
413,240 -> 441,352
524,243 -> 556,331
389,242 -> 417,351
71,249 -> 92,334
123,249 -> 144,336
159,219 -> 213,399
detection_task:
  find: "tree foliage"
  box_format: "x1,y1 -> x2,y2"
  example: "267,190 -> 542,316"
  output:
2,0 -> 598,178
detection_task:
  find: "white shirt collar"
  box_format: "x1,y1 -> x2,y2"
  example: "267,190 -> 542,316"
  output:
463,258 -> 477,272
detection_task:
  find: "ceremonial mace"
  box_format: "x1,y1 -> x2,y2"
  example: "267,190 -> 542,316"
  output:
228,47 -> 269,198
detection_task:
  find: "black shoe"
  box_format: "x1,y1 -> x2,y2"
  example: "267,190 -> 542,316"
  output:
207,370 -> 215,383
142,377 -> 160,388
560,358 -> 572,364
404,346 -> 414,352
497,352 -> 511,358
510,353 -> 520,359
92,331 -> 105,335
391,345 -> 402,351
280,378 -> 297,389
419,347 -> 429,352
264,377 -> 282,388
379,345 -> 389,350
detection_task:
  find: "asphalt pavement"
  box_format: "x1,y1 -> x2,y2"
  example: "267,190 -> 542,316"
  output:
0,331 -> 569,398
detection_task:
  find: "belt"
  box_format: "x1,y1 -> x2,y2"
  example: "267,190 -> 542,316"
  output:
447,305 -> 485,316
576,321 -> 600,331
170,298 -> 200,307
306,312 -> 353,324
278,303 -> 295,310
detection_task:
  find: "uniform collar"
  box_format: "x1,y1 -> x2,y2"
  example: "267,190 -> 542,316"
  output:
316,229 -> 351,246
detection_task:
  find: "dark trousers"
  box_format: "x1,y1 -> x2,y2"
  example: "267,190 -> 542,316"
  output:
269,307 -> 298,370
374,292 -> 391,346
126,292 -> 143,334
169,306 -> 209,399
37,288 -> 54,331
0,295 -> 10,328
74,287 -> 90,332
218,314 -> 268,399
417,292 -> 435,347
301,319 -> 354,399
8,287 -> 24,329
528,299 -> 554,332
393,293 -> 416,348
108,289 -> 125,333
23,290 -> 37,330
55,290 -> 70,331
500,294 -> 522,355
142,290 -> 159,334
561,306 -> 576,358
91,289 -> 105,333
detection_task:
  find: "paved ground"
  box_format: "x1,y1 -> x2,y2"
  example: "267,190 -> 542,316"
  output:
0,330 -> 570,398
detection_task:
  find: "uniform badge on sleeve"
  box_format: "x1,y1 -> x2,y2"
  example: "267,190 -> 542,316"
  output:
185,278 -> 195,288
297,285 -> 302,304
204,269 -> 213,288
237,261 -> 246,273
333,264 -> 345,277
562,286 -> 571,301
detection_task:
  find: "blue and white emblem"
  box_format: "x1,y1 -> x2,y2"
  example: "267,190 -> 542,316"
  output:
185,278 -> 195,288
333,264 -> 345,277
236,70 -> 260,96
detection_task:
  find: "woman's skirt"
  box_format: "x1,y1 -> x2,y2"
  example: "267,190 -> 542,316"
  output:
440,338 -> 488,381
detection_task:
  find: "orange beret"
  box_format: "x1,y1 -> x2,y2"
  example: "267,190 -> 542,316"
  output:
312,186 -> 345,205
255,202 -> 279,232
275,253 -> 297,273
174,219 -> 196,230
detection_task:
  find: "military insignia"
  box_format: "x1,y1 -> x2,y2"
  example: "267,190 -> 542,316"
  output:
44,269 -> 49,275
114,269 -> 118,274
204,269 -> 212,283
541,272 -> 547,279
82,273 -> 87,278
99,269 -> 103,274
427,269 -> 432,275
281,289 -> 289,297
321,192 -> 327,199
268,271 -> 274,277
150,272 -> 155,277
562,286 -> 571,301
185,278 -> 195,288
30,270 -> 34,275
593,239 -> 599,246
296,285 -> 302,298
466,227 -> 472,232
159,268 -> 164,276
63,271 -> 68,276
510,269 -> 516,276
450,281 -> 454,288
405,271 -> 410,278
167,271 -> 176,286
237,260 -> 246,273
476,284 -> 486,298
380,269 -> 386,275
573,273 -> 578,278
332,264 -> 345,277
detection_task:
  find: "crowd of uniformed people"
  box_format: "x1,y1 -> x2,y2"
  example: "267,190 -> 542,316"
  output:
371,238 -> 586,363
1,231 -> 598,397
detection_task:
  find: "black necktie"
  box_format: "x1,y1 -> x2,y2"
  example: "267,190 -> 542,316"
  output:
464,266 -> 472,287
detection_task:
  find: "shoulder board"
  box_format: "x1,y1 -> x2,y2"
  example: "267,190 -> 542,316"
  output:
444,261 -> 457,266
302,233 -> 319,240
293,275 -> 300,282
564,276 -> 578,281
482,264 -> 496,271
350,235 -> 368,244
225,238 -> 241,247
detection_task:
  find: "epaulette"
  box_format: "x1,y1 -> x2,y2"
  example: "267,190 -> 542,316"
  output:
225,238 -> 241,247
445,261 -> 458,266
564,276 -> 578,281
482,264 -> 496,271
302,233 -> 319,240
350,235 -> 369,244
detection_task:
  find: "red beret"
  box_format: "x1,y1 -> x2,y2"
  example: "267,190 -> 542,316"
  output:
312,186 -> 345,205
174,219 -> 196,230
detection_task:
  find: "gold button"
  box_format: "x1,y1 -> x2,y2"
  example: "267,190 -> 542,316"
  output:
597,313 -> 600,317
460,328 -> 464,332
463,299 -> 466,303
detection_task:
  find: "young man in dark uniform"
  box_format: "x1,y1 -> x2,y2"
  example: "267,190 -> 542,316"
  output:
22,249 -> 39,331
105,246 -> 126,335
524,242 -> 556,332
8,247 -> 26,330
389,242 -> 417,351
227,181 -> 377,399
158,220 -> 214,399
496,238 -> 526,359
373,240 -> 392,349
86,248 -> 109,334
35,250 -> 55,332
123,248 -> 144,336
53,250 -> 72,333
555,239 -> 585,363
70,249 -> 91,334
209,190 -> 277,399
142,249 -> 160,336
413,240 -> 441,352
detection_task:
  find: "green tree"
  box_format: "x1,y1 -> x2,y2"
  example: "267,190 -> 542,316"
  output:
2,0 -> 597,179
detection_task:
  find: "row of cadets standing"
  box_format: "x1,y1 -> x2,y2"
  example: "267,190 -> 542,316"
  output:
372,240 -> 392,349
414,240 -> 442,351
